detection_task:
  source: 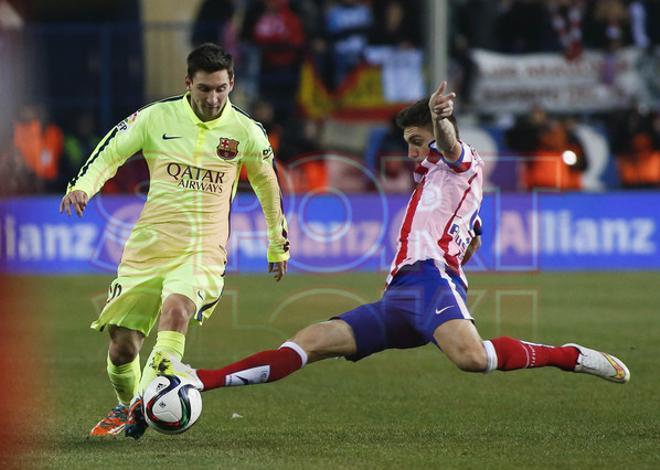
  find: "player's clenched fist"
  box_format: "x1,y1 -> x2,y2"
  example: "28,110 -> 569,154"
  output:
60,190 -> 89,217
429,81 -> 456,121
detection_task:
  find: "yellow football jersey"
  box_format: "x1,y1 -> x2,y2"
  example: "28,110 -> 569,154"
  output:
67,94 -> 289,275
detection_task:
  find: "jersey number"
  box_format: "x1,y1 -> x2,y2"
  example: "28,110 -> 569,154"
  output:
107,283 -> 123,303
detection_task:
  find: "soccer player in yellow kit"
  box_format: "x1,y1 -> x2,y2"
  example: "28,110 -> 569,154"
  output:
60,43 -> 289,438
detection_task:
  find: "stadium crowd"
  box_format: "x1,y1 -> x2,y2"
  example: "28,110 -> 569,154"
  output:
1,0 -> 659,196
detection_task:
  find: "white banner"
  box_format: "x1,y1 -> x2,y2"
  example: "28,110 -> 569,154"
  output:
365,46 -> 425,102
470,47 -> 651,113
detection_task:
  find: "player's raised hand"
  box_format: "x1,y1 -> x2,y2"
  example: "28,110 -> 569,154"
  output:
429,81 -> 456,120
60,190 -> 89,217
268,260 -> 287,282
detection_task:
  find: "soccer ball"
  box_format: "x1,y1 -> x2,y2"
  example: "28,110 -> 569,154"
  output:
143,375 -> 202,434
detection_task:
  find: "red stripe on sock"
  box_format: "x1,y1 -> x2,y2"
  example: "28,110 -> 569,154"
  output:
197,347 -> 303,391
490,337 -> 578,371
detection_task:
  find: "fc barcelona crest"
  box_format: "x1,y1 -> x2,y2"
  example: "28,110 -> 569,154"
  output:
217,137 -> 240,160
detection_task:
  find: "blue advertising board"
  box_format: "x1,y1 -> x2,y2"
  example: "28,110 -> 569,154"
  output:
0,192 -> 658,274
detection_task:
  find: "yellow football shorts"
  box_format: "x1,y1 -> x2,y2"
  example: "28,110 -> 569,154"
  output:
91,260 -> 225,336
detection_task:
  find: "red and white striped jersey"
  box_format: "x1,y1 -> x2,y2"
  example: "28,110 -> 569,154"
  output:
387,140 -> 483,287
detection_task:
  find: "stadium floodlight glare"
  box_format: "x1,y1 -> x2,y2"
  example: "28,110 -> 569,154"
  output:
562,150 -> 578,166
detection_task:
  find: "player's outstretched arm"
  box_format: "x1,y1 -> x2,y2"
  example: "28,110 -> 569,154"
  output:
59,190 -> 89,217
64,109 -> 148,207
428,81 -> 461,162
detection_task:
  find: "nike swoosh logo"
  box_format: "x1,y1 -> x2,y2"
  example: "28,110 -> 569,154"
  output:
162,133 -> 181,140
435,306 -> 453,315
235,375 -> 250,385
602,353 -> 626,380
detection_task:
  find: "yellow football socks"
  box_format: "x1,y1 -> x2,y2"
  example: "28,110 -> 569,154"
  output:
138,330 -> 186,393
106,353 -> 141,405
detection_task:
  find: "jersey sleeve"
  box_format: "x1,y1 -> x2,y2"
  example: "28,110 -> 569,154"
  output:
66,109 -> 148,198
470,213 -> 483,237
242,123 -> 290,263
429,140 -> 480,175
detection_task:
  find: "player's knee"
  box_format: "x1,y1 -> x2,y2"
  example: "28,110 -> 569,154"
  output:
108,326 -> 142,365
291,321 -> 356,363
291,322 -> 343,358
291,324 -> 325,356
108,340 -> 139,365
451,347 -> 488,372
161,305 -> 193,327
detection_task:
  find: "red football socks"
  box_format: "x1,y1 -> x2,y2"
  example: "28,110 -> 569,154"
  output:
489,336 -> 579,371
197,342 -> 307,391
195,337 -> 579,390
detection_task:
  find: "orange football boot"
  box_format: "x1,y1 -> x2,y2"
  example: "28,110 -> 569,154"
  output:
89,404 -> 128,436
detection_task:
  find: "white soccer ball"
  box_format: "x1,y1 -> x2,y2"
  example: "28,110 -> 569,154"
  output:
143,375 -> 202,434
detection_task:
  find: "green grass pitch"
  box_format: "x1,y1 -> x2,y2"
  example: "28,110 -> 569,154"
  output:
8,272 -> 660,469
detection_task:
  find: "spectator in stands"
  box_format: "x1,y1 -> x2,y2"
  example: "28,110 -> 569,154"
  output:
60,112 -> 100,192
506,105 -> 586,191
60,111 -> 147,196
378,156 -> 412,193
583,0 -> 632,50
245,99 -> 327,194
324,0 -> 373,88
12,103 -> 64,192
232,99 -> 283,186
373,117 -> 413,193
610,106 -> 660,188
292,0 -> 329,87
191,0 -> 236,48
628,0 -> 650,48
453,0 -> 650,58
245,0 -> 306,120
0,126 -> 31,196
505,104 -> 546,156
582,0 -> 634,86
278,117 -> 327,194
251,98 -> 283,155
494,0 -> 559,54
362,0 -> 424,104
492,0 -> 588,57
369,0 -> 422,48
546,0 -> 586,59
450,0 -> 501,101
617,132 -> 660,188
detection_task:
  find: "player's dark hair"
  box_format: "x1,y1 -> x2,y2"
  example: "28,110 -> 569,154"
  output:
395,97 -> 459,139
187,43 -> 234,79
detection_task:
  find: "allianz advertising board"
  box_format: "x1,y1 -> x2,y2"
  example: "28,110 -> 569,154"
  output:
0,192 -> 658,274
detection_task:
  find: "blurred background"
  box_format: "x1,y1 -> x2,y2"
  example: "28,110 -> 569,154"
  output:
2,0 -> 659,198
1,0 -> 658,275
0,1 -> 659,467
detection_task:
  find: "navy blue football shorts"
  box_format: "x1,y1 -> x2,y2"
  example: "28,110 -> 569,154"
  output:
334,259 -> 474,362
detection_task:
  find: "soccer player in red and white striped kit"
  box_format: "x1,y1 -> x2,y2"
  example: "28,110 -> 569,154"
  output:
153,81 -> 630,398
